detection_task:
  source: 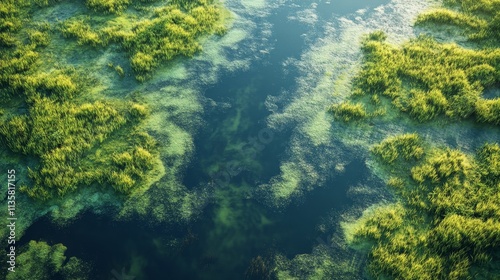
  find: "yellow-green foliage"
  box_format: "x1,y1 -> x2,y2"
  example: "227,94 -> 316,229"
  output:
372,133 -> 424,163
0,0 -> 24,47
352,34 -> 500,124
344,0 -> 500,125
349,138 -> 500,279
6,240 -> 88,280
329,101 -> 367,122
60,0 -> 227,81
0,92 -> 158,199
417,0 -> 500,44
416,8 -> 487,32
114,64 -> 124,77
0,0 -> 158,201
86,0 -> 130,14
60,18 -> 103,46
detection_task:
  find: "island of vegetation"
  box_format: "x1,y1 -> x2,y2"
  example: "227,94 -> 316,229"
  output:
335,0 -> 500,279
331,0 -> 500,125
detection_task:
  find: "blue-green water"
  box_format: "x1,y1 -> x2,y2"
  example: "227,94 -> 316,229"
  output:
18,0 -> 401,279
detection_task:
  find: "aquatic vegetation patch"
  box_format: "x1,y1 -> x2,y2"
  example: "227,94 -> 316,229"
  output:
346,136 -> 500,279
1,87 -> 158,200
350,33 -> 500,124
331,1 -> 500,278
5,240 -> 89,280
59,0 -> 229,81
329,101 -> 367,122
0,0 -> 164,212
338,0 -> 500,125
371,133 -> 424,164
415,0 -> 500,45
263,0 -> 433,208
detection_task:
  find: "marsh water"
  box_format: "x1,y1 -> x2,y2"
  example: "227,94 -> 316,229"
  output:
15,0 -> 428,279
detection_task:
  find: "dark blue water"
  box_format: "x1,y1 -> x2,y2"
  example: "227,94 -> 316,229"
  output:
19,1 -> 389,279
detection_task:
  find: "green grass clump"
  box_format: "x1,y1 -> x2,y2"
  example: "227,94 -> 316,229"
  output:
59,0 -> 228,81
417,0 -> 500,44
371,133 -> 424,163
329,101 -> 367,122
60,18 -> 104,46
348,137 -> 500,279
